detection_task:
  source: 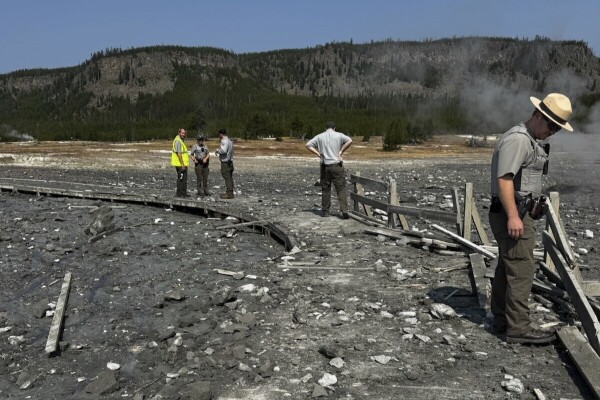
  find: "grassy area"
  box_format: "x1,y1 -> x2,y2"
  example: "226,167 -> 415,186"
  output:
0,136 -> 493,162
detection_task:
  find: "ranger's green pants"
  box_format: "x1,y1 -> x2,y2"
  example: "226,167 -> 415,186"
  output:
489,210 -> 535,336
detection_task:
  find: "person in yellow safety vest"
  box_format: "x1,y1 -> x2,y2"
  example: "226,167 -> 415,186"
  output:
171,128 -> 190,197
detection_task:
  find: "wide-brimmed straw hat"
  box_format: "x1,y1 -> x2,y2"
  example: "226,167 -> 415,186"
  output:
530,93 -> 573,132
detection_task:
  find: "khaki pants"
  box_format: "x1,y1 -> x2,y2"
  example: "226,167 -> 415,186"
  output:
220,161 -> 234,195
321,164 -> 348,213
489,210 -> 535,336
195,164 -> 209,194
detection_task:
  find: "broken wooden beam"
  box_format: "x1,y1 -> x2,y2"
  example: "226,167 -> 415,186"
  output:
348,210 -> 386,226
388,178 -> 409,230
544,231 -> 600,356
350,174 -> 388,192
45,272 -> 72,355
215,220 -> 269,230
545,199 -> 577,269
543,192 -> 560,273
469,253 -> 490,310
363,227 -> 461,249
557,325 -> 600,399
463,183 -> 473,241
470,198 -> 490,246
451,188 -> 463,236
532,278 -> 569,299
431,224 -> 496,259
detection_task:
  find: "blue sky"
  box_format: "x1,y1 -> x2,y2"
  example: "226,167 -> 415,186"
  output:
2,0 -> 599,74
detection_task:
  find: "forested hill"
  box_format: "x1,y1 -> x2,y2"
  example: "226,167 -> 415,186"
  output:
1,37 -> 600,143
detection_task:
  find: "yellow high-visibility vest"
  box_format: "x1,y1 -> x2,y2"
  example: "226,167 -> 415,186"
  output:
171,135 -> 189,167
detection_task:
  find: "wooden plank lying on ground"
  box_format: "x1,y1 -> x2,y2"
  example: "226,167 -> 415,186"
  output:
349,174 -> 389,192
277,265 -> 372,271
557,325 -> 600,399
348,210 -> 386,226
45,272 -> 72,355
532,278 -> 569,299
481,245 -> 545,260
431,224 -> 497,259
469,253 -> 490,310
539,261 -> 564,288
215,220 -> 269,230
544,231 -> 600,356
363,227 -> 460,249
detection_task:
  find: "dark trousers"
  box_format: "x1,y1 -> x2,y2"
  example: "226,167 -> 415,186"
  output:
175,166 -> 188,195
195,164 -> 210,194
489,210 -> 536,336
220,161 -> 234,195
321,164 -> 348,213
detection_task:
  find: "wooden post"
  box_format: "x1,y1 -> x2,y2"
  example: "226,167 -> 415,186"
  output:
544,192 -> 560,273
463,183 -> 473,241
545,197 -> 582,283
470,197 -> 490,245
451,188 -> 463,236
544,232 -> 600,356
352,173 -> 360,212
354,172 -> 373,217
45,272 -> 72,355
388,178 -> 408,230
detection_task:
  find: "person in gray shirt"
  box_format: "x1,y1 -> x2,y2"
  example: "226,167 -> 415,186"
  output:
489,93 -> 573,345
215,128 -> 235,199
306,121 -> 353,219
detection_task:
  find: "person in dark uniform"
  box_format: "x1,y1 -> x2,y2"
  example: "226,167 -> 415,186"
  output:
190,135 -> 211,196
489,93 -> 573,344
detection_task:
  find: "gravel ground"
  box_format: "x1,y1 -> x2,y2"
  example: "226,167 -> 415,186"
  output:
0,142 -> 599,399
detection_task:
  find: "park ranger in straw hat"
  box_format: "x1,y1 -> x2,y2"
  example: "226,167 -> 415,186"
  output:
488,93 -> 573,345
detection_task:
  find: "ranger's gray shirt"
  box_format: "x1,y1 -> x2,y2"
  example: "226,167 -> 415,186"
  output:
490,122 -> 548,197
190,144 -> 209,164
306,129 -> 352,165
216,136 -> 234,162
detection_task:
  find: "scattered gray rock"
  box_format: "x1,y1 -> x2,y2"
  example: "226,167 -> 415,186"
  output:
84,205 -> 115,236
318,372 -> 337,386
165,289 -> 185,301
210,286 -> 235,306
501,377 -> 524,394
30,298 -> 50,319
318,345 -> 343,359
183,381 -> 213,400
329,357 -> 345,369
312,384 -> 329,397
84,370 -> 119,395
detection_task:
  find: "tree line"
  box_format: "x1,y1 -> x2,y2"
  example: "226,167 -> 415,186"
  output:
1,38 -> 599,148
